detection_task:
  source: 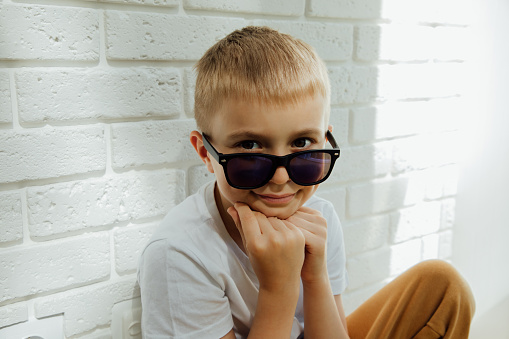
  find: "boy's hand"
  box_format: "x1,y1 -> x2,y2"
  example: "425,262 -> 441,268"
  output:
286,207 -> 328,284
227,203 -> 305,293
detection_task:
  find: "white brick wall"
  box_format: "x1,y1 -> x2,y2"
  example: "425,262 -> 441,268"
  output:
184,0 -> 305,16
0,192 -> 23,244
17,68 -> 183,123
0,72 -> 11,123
0,127 -> 106,183
0,0 -> 469,336
0,5 -> 99,61
0,233 -> 110,303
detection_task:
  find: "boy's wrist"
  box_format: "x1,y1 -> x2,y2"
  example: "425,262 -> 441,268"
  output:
302,268 -> 330,288
259,279 -> 301,298
249,284 -> 301,339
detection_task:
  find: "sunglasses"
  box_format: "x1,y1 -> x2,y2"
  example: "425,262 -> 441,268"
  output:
202,131 -> 340,189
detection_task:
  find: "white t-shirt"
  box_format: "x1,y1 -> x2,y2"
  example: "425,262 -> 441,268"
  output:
138,181 -> 348,339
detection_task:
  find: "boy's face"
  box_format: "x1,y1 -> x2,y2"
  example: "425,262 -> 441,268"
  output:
200,94 -> 330,220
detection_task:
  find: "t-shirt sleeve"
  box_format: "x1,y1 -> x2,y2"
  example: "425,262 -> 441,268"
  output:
138,239 -> 234,339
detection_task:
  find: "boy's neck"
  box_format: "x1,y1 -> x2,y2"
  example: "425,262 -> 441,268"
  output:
214,183 -> 246,253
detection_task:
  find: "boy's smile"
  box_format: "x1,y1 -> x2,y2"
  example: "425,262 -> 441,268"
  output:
195,94 -> 331,225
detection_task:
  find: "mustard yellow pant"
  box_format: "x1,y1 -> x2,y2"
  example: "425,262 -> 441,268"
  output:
346,260 -> 476,339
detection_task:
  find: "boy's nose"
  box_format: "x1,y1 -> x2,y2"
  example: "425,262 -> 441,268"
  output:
269,166 -> 291,185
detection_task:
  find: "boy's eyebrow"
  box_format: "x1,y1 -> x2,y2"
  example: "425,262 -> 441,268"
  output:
292,128 -> 325,138
225,131 -> 266,141
225,128 -> 324,141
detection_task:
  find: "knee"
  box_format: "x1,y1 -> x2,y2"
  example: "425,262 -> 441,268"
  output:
413,260 -> 476,314
413,260 -> 464,286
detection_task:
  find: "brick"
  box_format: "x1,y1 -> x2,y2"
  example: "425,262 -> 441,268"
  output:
354,25 -> 380,61
390,202 -> 442,243
308,0 -> 382,19
188,165 -> 215,195
440,198 -> 456,230
35,278 -> 139,338
0,71 -> 11,124
184,68 -> 196,118
80,329 -> 111,339
350,99 -> 462,144
0,302 -> 27,328
377,63 -> 466,100
185,0 -> 305,16
346,248 -> 391,290
0,192 -> 23,244
329,66 -> 377,105
0,126 -> 105,183
329,143 -> 391,184
392,131 -> 460,174
315,186 -> 347,222
17,68 -> 182,123
114,222 -> 158,274
0,232 -> 110,303
111,120 -> 196,170
356,24 -> 435,62
95,0 -> 177,6
0,5 -> 99,61
27,170 -> 185,238
389,239 -> 422,275
422,233 -> 440,260
438,230 -> 453,259
253,20 -> 353,61
344,215 -> 389,255
423,168 -> 445,201
105,12 -> 246,60
422,165 -> 459,200
347,176 -> 424,217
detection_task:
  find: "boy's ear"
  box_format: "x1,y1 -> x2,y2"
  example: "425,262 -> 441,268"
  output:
190,131 -> 215,174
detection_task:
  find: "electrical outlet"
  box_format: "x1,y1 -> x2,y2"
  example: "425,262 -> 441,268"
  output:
0,315 -> 63,339
111,298 -> 142,339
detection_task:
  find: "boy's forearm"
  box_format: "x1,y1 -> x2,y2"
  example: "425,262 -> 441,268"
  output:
247,284 -> 300,339
302,273 -> 349,339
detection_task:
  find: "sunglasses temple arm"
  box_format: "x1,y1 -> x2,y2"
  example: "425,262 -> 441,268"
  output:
201,134 -> 222,162
326,130 -> 339,149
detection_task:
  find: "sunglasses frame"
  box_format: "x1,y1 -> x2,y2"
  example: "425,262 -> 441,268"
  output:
202,130 -> 341,189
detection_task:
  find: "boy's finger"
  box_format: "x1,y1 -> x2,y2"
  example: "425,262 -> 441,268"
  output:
227,206 -> 241,230
227,206 -> 247,249
294,206 -> 321,217
234,202 -> 262,239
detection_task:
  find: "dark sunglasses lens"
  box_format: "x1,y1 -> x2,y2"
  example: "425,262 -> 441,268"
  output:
227,156 -> 273,188
289,152 -> 332,184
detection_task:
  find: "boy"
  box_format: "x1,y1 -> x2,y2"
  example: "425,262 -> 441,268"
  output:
138,26 -> 475,339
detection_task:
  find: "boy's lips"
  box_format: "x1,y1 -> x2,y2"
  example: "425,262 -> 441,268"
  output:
255,193 -> 296,204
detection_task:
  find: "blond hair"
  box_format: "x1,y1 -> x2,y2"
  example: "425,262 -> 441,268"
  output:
194,26 -> 331,133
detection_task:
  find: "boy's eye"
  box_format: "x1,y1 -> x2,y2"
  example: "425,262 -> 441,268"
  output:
293,138 -> 313,148
239,141 -> 261,150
